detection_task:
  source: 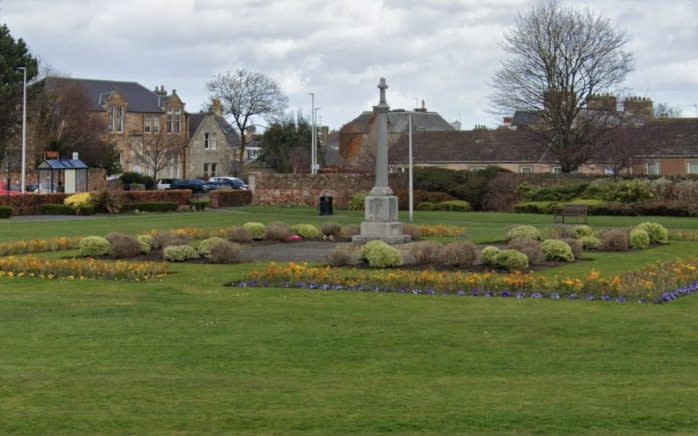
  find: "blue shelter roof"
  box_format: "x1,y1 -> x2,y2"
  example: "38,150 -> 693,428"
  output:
37,159 -> 88,170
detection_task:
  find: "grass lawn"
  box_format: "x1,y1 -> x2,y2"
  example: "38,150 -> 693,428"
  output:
1,207 -> 698,433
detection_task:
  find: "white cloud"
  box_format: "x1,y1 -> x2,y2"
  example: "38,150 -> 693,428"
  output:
2,0 -> 696,129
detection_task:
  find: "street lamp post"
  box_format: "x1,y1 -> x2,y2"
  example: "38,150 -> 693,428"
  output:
308,92 -> 316,174
408,111 -> 414,223
314,106 -> 320,174
17,67 -> 27,193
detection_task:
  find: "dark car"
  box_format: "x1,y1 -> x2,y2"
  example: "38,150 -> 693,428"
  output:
169,179 -> 217,193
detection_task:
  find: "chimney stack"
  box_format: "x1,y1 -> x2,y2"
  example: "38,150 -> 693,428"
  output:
211,99 -> 224,117
414,99 -> 428,113
154,85 -> 167,96
624,97 -> 654,119
587,93 -> 617,112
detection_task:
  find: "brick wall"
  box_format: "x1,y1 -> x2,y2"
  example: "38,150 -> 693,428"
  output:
253,173 -> 405,209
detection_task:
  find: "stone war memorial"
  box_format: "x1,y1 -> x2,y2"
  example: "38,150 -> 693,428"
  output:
352,78 -> 411,244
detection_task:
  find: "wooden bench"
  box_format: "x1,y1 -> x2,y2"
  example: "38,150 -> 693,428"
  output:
553,205 -> 588,224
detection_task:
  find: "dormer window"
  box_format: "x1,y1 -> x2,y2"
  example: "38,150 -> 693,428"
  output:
108,106 -> 125,133
204,132 -> 216,150
167,109 -> 182,134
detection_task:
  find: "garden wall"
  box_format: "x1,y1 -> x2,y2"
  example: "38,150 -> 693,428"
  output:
119,190 -> 192,206
252,173 -> 405,209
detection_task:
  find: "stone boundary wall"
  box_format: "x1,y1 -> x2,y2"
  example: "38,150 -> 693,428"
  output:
252,173 -> 405,209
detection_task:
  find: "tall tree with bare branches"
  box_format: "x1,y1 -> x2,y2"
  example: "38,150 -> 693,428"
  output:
491,0 -> 634,172
131,132 -> 186,181
206,69 -> 288,175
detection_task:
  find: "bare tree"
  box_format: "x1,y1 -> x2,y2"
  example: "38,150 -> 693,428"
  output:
28,72 -> 121,174
653,102 -> 683,118
596,126 -> 644,175
491,0 -> 634,172
206,69 -> 288,175
131,132 -> 186,181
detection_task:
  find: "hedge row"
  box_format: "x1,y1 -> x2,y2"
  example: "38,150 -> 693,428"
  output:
120,190 -> 192,206
514,199 -> 698,217
0,193 -> 68,215
209,190 -> 252,208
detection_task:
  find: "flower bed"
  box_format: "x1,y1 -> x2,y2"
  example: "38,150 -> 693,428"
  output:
0,256 -> 168,281
234,260 -> 698,303
0,237 -> 82,256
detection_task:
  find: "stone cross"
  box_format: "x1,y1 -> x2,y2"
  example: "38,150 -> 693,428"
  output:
353,77 -> 410,244
378,78 -> 388,106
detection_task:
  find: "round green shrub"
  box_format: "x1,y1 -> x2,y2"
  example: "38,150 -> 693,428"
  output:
572,225 -> 595,238
242,222 -> 266,240
505,225 -> 541,241
480,246 -> 501,265
79,236 -> 110,257
636,222 -> 668,244
163,245 -> 198,262
291,224 -> 321,239
495,249 -> 529,271
198,237 -> 228,257
137,234 -> 154,248
360,240 -> 388,261
629,228 -> 650,249
363,242 -> 402,268
136,235 -> 153,254
542,239 -> 575,262
579,235 -> 601,249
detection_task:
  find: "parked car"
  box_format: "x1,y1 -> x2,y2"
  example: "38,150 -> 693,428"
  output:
0,187 -> 21,196
208,176 -> 248,190
169,179 -> 218,193
156,178 -> 178,190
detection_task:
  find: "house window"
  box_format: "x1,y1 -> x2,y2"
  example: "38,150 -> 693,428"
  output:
108,106 -> 124,132
204,163 -> 217,178
204,132 -> 216,150
687,161 -> 698,175
167,109 -> 182,133
552,166 -> 562,174
470,165 -> 486,171
646,161 -> 660,175
519,166 -> 533,174
144,115 -> 160,133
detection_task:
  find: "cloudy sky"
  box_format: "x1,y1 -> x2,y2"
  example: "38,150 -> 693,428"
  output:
2,0 -> 697,130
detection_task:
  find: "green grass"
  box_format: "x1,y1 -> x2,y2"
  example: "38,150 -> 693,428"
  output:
1,207 -> 698,433
4,207 -> 698,244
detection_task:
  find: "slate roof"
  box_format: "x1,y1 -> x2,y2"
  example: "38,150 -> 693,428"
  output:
49,77 -> 166,113
389,129 -> 553,165
189,112 -> 241,146
634,118 -> 698,157
389,118 -> 698,165
341,110 -> 456,134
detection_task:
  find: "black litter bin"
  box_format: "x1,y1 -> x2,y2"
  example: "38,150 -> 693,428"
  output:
319,196 -> 333,215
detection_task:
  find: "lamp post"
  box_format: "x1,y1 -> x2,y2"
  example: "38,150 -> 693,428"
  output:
17,67 -> 27,193
308,92 -> 316,174
314,106 -> 320,173
408,111 -> 414,223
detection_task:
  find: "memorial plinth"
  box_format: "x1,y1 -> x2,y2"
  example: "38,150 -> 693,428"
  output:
352,78 -> 411,244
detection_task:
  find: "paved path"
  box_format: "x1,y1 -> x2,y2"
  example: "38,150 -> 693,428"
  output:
241,241 -> 347,263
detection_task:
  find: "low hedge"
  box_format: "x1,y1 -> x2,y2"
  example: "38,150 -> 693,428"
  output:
120,189 -> 192,206
416,200 -> 472,212
209,190 -> 252,208
0,193 -> 68,215
191,200 -> 208,211
0,206 -> 12,218
123,202 -> 178,212
40,204 -> 76,215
